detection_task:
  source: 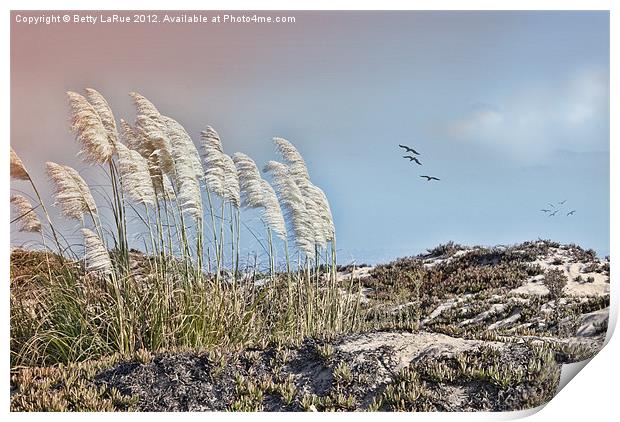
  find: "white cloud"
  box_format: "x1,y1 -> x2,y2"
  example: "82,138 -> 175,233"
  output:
444,68 -> 609,162
562,69 -> 608,126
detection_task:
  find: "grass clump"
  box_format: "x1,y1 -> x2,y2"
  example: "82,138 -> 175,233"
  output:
376,367 -> 437,411
11,354 -> 137,411
11,89 -> 345,369
544,268 -> 568,300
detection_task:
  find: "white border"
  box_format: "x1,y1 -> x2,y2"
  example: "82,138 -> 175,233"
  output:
3,1 -> 617,421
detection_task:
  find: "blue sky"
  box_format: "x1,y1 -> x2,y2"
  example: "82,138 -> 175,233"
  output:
11,11 -> 610,264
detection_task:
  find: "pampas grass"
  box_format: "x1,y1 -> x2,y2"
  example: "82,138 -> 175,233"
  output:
120,118 -> 169,197
82,228 -> 113,275
10,147 -> 30,180
46,162 -> 98,221
308,184 -> 335,243
199,125 -> 244,275
11,148 -> 65,255
84,88 -> 118,147
134,115 -> 175,175
233,152 -> 286,240
176,177 -> 203,220
234,152 -> 287,277
273,137 -> 335,247
129,91 -> 161,119
234,152 -> 266,208
200,125 -> 227,198
10,195 -> 41,233
264,160 -> 314,257
222,154 -> 240,208
67,91 -> 114,164
273,137 -> 310,181
115,143 -> 157,206
162,116 -> 204,220
162,116 -> 204,184
259,179 -> 287,240
161,174 -> 176,200
10,88 -> 352,373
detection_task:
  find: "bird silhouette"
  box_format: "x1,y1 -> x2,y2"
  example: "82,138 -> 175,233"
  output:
548,203 -> 556,208
420,175 -> 440,181
559,200 -> 567,205
540,209 -> 551,213
399,144 -> 420,155
567,210 -> 576,216
403,155 -> 422,165
549,210 -> 558,217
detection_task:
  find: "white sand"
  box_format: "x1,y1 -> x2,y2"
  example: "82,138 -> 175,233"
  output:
336,331 -> 505,372
510,248 -> 609,297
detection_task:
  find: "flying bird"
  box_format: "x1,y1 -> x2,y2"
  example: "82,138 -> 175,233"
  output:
398,144 -> 420,155
548,203 -> 556,208
559,200 -> 567,205
549,210 -> 558,217
567,210 -> 576,216
540,209 -> 551,213
420,175 -> 440,181
403,155 -> 422,165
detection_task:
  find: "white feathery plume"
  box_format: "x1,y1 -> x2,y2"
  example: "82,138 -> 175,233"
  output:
161,116 -> 204,182
127,93 -> 203,215
120,118 -> 141,151
132,116 -> 176,176
264,160 -> 314,256
199,125 -> 227,197
233,152 -> 286,239
198,126 -> 240,206
67,91 -> 114,164
121,119 -> 159,181
84,88 -> 118,147
273,137 -> 335,245
120,119 -> 168,197
273,137 -> 310,181
260,179 -> 287,240
161,174 -> 176,200
300,186 -> 327,247
46,162 -> 98,220
82,228 -> 113,275
222,154 -> 240,208
308,184 -> 335,242
10,147 -> 30,180
233,152 -> 266,208
159,116 -> 203,220
10,195 -> 41,233
177,177 -> 203,220
115,143 -> 157,206
129,91 -> 161,119
127,92 -> 177,176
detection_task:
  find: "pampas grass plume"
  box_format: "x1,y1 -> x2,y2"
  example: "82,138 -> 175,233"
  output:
233,152 -> 286,239
116,143 -> 157,206
129,91 -> 161,119
11,195 -> 41,233
67,91 -> 114,164
82,228 -> 113,275
46,162 -> 98,220
222,154 -> 240,208
84,88 -> 118,147
264,160 -> 314,256
200,125 -> 226,198
10,147 -> 30,180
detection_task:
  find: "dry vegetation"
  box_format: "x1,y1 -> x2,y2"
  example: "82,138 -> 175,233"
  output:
10,239 -> 609,411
